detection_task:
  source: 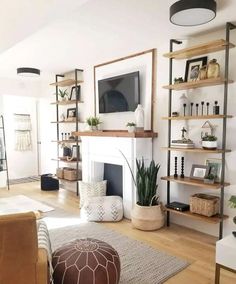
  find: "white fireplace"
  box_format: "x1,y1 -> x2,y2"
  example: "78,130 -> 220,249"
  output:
81,136 -> 153,218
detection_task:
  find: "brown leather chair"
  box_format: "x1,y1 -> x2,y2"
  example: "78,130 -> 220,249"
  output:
0,212 -> 49,284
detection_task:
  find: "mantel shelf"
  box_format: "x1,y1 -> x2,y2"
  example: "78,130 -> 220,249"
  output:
51,140 -> 81,144
162,147 -> 231,154
161,176 -> 230,189
165,208 -> 228,224
72,130 -> 158,138
52,158 -> 81,163
163,78 -> 234,91
50,100 -> 83,105
163,39 -> 235,59
162,114 -> 233,120
50,79 -> 83,87
51,121 -> 84,124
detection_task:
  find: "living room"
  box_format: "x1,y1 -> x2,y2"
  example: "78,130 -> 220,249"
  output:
0,1 -> 236,283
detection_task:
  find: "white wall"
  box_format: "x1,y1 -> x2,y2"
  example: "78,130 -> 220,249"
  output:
78,28 -> 236,237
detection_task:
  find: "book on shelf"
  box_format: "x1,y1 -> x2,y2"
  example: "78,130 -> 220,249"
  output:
171,143 -> 195,148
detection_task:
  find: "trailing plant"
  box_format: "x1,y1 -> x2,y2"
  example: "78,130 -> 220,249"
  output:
86,116 -> 101,126
120,151 -> 160,207
229,196 -> 236,209
126,122 -> 136,127
58,89 -> 68,99
202,135 -> 217,141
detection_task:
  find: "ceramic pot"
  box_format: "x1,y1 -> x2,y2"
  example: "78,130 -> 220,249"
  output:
198,65 -> 207,80
134,104 -> 144,132
207,59 -> 220,79
89,125 -> 98,131
202,140 -> 217,150
131,203 -> 165,231
127,126 -> 136,133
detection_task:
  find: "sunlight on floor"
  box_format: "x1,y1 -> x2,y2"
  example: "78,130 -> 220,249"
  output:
43,216 -> 88,230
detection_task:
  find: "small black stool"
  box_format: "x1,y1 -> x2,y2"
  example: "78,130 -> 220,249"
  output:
41,174 -> 59,191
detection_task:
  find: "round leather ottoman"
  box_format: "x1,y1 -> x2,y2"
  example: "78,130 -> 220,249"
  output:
52,238 -> 120,284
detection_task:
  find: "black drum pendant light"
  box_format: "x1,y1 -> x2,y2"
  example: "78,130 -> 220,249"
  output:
17,67 -> 40,77
170,0 -> 217,26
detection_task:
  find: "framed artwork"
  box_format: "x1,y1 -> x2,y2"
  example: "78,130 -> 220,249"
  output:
70,85 -> 81,100
67,108 -> 77,118
206,158 -> 222,182
190,164 -> 210,180
184,56 -> 207,82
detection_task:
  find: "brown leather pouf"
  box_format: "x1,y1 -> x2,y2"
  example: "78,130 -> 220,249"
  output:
52,238 -> 120,284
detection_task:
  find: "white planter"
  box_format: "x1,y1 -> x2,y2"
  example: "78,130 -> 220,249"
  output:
131,203 -> 165,231
127,126 -> 136,133
202,140 -> 217,150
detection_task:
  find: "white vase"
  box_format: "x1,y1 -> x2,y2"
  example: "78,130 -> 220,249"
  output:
127,126 -> 136,133
134,104 -> 144,132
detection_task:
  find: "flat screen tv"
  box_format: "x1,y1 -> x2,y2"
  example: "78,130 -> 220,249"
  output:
98,71 -> 140,113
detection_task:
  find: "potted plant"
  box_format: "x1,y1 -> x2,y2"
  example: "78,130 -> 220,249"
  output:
202,135 -> 218,150
229,195 -> 236,227
86,116 -> 101,131
58,89 -> 68,101
126,122 -> 136,133
121,154 -> 164,231
204,173 -> 215,184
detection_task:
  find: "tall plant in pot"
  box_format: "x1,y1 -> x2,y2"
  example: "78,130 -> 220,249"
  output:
121,153 -> 164,231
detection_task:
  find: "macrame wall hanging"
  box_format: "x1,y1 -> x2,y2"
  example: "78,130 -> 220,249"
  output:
14,114 -> 32,151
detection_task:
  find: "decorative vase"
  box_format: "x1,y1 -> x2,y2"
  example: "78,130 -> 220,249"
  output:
89,125 -> 98,131
131,203 -> 165,231
127,126 -> 136,133
207,59 -> 220,79
134,104 -> 144,132
202,140 -> 217,150
198,65 -> 207,80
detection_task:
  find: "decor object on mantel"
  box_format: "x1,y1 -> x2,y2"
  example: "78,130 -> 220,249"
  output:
86,116 -> 101,131
121,154 -> 164,231
134,104 -> 144,132
126,122 -> 136,133
170,0 -> 217,27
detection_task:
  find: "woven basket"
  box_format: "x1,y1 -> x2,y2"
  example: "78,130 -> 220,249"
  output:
56,168 -> 64,179
190,193 -> 220,217
64,168 -> 82,181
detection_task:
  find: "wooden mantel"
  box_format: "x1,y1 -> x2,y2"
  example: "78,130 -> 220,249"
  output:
73,130 -> 158,138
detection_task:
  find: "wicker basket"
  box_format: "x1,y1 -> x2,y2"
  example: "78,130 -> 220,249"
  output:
64,168 -> 82,181
190,193 -> 220,217
56,168 -> 64,179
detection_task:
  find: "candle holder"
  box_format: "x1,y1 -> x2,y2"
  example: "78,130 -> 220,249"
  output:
201,101 -> 204,116
180,157 -> 185,178
190,102 -> 194,116
174,157 -> 178,178
196,103 -> 199,116
213,101 -> 220,115
183,103 -> 187,116
206,102 -> 210,115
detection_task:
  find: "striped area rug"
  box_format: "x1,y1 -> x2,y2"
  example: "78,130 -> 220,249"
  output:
9,175 -> 40,185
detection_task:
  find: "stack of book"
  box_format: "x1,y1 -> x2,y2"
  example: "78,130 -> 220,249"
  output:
171,139 -> 195,148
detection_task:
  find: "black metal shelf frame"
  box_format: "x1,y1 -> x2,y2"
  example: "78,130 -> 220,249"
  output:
54,69 -> 83,195
166,22 -> 236,240
0,115 -> 9,190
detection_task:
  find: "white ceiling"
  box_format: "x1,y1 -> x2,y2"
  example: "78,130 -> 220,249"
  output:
0,0 -> 235,78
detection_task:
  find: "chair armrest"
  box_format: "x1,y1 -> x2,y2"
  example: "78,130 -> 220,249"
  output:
36,248 -> 49,284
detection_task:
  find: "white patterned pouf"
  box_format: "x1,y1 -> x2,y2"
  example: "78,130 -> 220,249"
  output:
81,196 -> 123,222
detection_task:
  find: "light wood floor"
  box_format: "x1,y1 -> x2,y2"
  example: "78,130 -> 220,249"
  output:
1,182 -> 236,284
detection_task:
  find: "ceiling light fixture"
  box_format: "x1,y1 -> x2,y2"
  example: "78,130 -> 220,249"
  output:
170,0 -> 217,26
17,67 -> 40,77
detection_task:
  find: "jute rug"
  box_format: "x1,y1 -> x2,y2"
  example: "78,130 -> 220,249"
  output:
0,195 -> 54,215
45,210 -> 189,284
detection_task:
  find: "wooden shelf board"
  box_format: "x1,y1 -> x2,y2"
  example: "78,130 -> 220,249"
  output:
162,114 -> 233,120
55,177 -> 82,183
50,100 -> 83,105
161,176 -> 230,189
163,39 -> 235,59
162,147 -> 231,154
52,158 -> 81,163
73,130 -> 158,138
51,140 -> 81,144
163,78 -> 234,91
51,121 -> 84,124
50,79 -> 83,87
165,208 -> 228,224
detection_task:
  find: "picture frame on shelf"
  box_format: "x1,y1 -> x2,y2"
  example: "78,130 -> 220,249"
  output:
206,158 -> 222,182
67,108 -> 77,118
70,85 -> 81,100
190,164 -> 210,180
184,56 -> 207,82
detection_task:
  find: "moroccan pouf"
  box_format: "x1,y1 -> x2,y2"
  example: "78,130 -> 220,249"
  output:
52,238 -> 120,284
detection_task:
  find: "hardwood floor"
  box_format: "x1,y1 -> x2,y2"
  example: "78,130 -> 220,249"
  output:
1,182 -> 236,284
